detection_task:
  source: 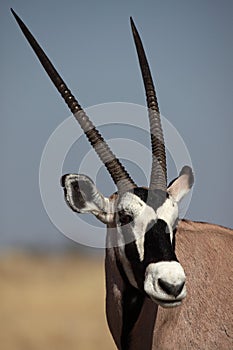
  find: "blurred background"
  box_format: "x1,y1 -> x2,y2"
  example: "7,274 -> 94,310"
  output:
1,0 -> 232,349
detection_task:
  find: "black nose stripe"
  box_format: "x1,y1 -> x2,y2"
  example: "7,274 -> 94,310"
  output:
144,219 -> 178,264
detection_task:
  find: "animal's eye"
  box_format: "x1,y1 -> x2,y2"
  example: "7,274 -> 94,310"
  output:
118,211 -> 133,226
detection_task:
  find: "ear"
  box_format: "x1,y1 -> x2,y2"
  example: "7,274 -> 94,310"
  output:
61,174 -> 114,224
167,166 -> 194,202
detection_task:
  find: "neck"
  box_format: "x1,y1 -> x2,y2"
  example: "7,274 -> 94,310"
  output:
127,297 -> 158,350
105,243 -> 158,350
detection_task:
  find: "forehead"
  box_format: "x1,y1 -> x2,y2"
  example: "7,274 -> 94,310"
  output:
117,191 -> 145,216
117,187 -> 167,212
116,189 -> 178,265
117,188 -> 179,245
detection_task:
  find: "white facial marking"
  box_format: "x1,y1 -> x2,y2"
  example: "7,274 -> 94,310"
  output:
118,244 -> 138,288
117,192 -> 157,261
144,261 -> 186,308
156,197 -> 178,242
133,204 -> 156,261
117,192 -> 145,217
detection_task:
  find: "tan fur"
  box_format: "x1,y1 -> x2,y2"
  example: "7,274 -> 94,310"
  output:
105,220 -> 233,349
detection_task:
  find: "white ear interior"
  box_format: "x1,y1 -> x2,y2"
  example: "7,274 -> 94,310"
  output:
62,174 -> 105,213
61,174 -> 115,224
167,166 -> 194,202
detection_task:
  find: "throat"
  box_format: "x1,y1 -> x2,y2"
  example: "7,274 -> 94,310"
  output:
121,285 -> 144,349
121,285 -> 158,350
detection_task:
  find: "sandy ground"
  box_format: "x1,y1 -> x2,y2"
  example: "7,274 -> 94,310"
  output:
0,252 -> 116,350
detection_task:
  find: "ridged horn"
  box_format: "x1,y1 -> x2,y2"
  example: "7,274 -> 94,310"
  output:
11,9 -> 137,192
130,17 -> 167,192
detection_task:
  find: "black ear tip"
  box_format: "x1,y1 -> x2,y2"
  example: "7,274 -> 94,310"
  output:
180,166 -> 194,187
180,165 -> 191,175
60,174 -> 68,187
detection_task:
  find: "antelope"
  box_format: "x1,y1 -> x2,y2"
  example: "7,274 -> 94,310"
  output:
12,9 -> 233,350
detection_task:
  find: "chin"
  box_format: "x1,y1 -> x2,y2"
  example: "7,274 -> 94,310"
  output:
150,296 -> 185,308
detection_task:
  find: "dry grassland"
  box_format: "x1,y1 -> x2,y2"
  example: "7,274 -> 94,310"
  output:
0,253 -> 116,350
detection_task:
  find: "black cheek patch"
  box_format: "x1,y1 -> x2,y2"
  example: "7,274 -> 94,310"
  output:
125,242 -> 140,263
125,242 -> 144,290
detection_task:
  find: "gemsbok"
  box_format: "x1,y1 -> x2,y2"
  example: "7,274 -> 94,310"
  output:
12,9 -> 233,350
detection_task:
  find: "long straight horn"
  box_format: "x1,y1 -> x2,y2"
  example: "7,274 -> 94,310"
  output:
11,9 -> 136,192
130,17 -> 167,192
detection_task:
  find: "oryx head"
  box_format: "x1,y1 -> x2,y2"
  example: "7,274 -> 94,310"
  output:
12,11 -> 194,308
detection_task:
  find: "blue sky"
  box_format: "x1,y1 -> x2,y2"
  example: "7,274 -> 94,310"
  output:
1,0 -> 233,250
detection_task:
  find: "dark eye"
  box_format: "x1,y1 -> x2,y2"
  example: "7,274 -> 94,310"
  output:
118,211 -> 133,226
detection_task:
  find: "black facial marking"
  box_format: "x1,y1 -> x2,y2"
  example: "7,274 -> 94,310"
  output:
132,187 -> 148,203
147,189 -> 167,210
133,187 -> 167,211
118,210 -> 133,226
125,241 -> 140,263
144,219 -> 177,264
124,242 -> 144,290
